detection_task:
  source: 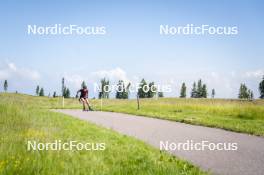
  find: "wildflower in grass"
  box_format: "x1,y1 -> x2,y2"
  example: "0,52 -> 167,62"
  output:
24,128 -> 46,139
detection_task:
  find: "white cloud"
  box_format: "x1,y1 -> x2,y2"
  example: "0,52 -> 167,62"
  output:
131,75 -> 140,83
230,71 -> 236,78
1,61 -> 261,99
63,73 -> 84,89
244,69 -> 264,78
210,72 -> 219,79
0,62 -> 40,80
194,70 -> 263,98
91,67 -> 130,85
8,63 -> 17,71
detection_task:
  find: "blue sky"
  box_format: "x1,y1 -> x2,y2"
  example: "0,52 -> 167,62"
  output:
0,0 -> 263,98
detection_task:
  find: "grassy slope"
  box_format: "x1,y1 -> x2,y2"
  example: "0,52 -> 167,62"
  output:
0,93 -> 206,175
98,98 -> 264,136
30,93 -> 264,136
8,93 -> 264,136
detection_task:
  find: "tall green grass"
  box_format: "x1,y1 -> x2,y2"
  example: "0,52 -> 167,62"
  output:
1,93 -> 263,136
0,93 -> 207,175
99,98 -> 264,136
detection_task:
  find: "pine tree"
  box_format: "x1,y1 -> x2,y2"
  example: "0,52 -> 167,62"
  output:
122,82 -> 130,99
4,80 -> 8,92
138,79 -> 148,98
238,83 -> 251,99
158,92 -> 164,97
81,81 -> 86,88
53,91 -> 57,98
116,80 -> 130,99
116,80 -> 124,99
211,89 -> 215,98
137,79 -> 156,98
147,82 -> 156,98
65,88 -> 71,98
197,79 -> 203,98
250,90 -> 254,100
191,82 -> 197,98
62,77 -> 65,97
180,82 -> 187,98
259,76 -> 264,99
36,85 -> 40,95
99,78 -> 110,99
39,88 -> 44,96
201,84 -> 207,98
62,87 -> 67,97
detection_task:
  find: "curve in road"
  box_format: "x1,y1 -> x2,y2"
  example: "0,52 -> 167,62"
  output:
54,109 -> 264,175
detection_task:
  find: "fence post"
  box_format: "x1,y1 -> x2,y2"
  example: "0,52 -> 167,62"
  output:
137,94 -> 140,110
100,97 -> 103,111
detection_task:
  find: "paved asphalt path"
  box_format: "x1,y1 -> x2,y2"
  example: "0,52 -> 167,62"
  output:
54,109 -> 264,175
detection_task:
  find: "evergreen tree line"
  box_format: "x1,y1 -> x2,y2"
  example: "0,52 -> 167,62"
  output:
98,78 -> 110,99
238,83 -> 254,100
137,79 -> 157,98
61,78 -> 71,98
190,79 -> 208,98
35,85 -> 45,96
115,80 -> 130,99
179,80 -> 216,98
3,80 -> 8,92
3,75 -> 261,100
99,78 -> 161,99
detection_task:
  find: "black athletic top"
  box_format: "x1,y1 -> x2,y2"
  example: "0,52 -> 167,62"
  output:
78,89 -> 88,98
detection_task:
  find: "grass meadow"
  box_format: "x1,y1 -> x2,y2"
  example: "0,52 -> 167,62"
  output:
0,93 -> 207,175
98,98 -> 264,136
21,93 -> 264,136
1,93 -> 263,174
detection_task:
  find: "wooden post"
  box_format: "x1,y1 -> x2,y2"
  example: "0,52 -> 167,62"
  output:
100,97 -> 103,111
62,96 -> 64,108
137,94 -> 140,110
